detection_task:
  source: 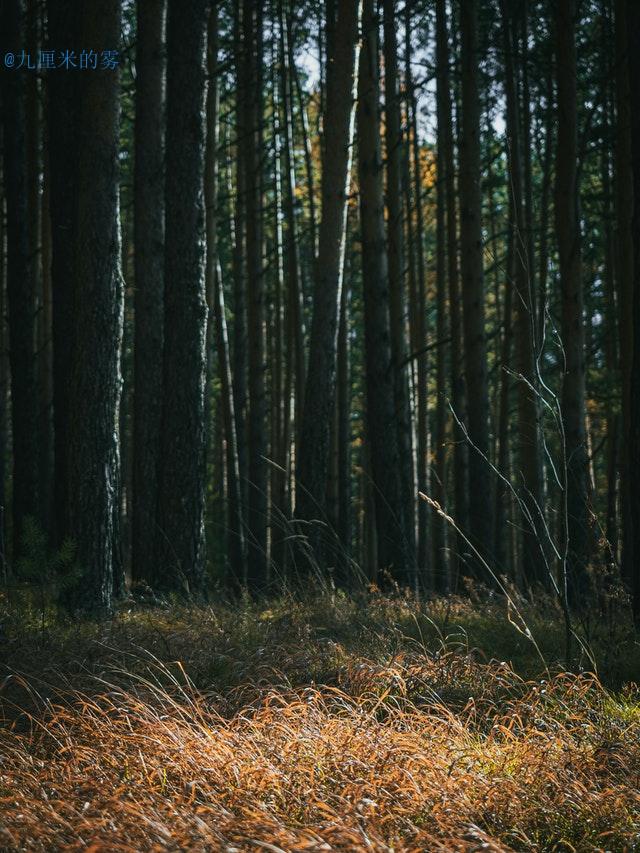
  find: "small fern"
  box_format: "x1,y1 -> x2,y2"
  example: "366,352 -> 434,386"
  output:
15,516 -> 80,604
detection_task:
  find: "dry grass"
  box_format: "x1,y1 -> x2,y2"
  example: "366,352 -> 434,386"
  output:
1,590 -> 639,851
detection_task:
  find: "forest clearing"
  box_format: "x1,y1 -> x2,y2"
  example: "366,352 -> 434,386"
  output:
1,591 -> 640,851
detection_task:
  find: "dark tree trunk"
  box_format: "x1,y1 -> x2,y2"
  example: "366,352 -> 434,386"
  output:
555,0 -> 590,606
132,0 -> 166,585
616,0 -> 634,594
0,183 -> 7,573
243,0 -> 268,589
1,0 -> 39,556
627,0 -> 640,625
206,3 -> 246,588
383,0 -> 416,579
436,0 -> 468,588
501,0 -> 546,587
232,0 -> 248,514
358,0 -> 410,584
458,0 -> 493,572
156,0 -> 208,595
46,0 -> 81,548
64,0 -> 123,610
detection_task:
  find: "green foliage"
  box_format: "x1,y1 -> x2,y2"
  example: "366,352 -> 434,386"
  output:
14,516 -> 79,606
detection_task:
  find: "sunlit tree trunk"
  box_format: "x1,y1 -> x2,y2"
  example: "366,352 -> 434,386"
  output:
295,0 -> 361,557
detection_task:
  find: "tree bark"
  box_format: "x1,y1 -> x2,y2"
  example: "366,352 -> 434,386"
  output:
358,0 -> 410,584
156,0 -> 208,595
501,0 -> 546,587
458,0 -> 493,572
383,0 -> 416,580
1,0 -> 40,556
627,0 -> 640,624
436,0 -> 468,588
555,0 -> 590,605
295,0 -> 361,556
243,0 -> 268,589
616,0 -> 634,594
65,0 -> 124,610
206,2 -> 246,588
132,0 -> 166,585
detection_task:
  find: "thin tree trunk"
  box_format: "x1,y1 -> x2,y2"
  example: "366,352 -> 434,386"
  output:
555,0 -> 590,605
243,0 -> 268,589
232,0 -> 248,515
279,0 -> 306,458
0,182 -> 7,573
436,0 -> 468,588
627,0 -> 640,625
405,5 -> 428,585
616,0 -> 634,593
206,3 -> 246,588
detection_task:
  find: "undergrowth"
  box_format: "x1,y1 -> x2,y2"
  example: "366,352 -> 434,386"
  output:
1,588 -> 639,851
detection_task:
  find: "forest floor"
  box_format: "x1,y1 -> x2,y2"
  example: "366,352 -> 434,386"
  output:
0,587 -> 639,851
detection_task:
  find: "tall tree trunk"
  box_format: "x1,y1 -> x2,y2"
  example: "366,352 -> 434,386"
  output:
501,0 -> 546,587
494,197 -> 515,575
616,0 -> 634,595
243,0 -> 268,589
555,0 -> 590,605
269,35 -> 287,580
0,183 -> 7,573
46,0 -> 81,548
1,0 -> 40,556
278,0 -> 306,461
65,0 -> 123,610
156,0 -> 208,595
434,0 -> 452,593
383,0 -> 416,579
232,0 -> 248,515
458,0 -> 493,571
132,0 -> 166,585
405,5 -> 429,584
336,274 -> 351,583
358,0 -> 410,584
295,0 -> 361,556
436,0 -> 468,587
206,2 -> 246,588
627,0 -> 640,625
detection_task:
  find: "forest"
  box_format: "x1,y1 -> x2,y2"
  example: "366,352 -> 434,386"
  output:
1,0 -> 640,849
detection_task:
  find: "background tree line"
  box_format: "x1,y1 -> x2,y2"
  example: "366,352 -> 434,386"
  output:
0,0 -> 639,621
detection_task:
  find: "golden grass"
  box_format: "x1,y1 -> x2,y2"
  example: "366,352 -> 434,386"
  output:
1,592 -> 639,851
